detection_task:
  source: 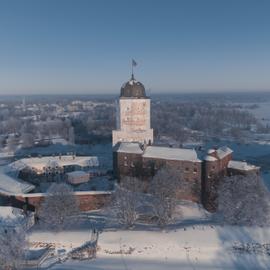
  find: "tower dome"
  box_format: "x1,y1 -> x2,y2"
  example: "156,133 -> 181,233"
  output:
120,75 -> 146,98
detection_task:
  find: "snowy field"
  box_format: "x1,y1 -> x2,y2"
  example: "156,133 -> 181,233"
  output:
28,202 -> 270,270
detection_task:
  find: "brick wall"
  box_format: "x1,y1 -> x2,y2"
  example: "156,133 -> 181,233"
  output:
15,191 -> 111,212
114,152 -> 142,179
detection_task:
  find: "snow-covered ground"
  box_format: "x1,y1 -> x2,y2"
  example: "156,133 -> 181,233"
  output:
28,202 -> 270,270
49,227 -> 270,270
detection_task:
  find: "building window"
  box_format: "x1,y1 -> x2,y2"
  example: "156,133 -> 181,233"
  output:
124,161 -> 128,167
185,167 -> 189,172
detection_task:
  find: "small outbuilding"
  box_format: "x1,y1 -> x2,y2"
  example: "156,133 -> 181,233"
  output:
66,170 -> 90,185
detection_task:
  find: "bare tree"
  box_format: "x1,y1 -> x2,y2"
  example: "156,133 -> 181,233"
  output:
148,168 -> 181,227
111,177 -> 141,228
217,174 -> 270,226
38,183 -> 80,231
0,220 -> 27,270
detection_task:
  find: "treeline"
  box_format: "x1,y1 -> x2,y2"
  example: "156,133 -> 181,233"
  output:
151,101 -> 261,143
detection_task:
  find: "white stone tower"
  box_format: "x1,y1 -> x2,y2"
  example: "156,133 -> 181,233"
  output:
112,74 -> 153,146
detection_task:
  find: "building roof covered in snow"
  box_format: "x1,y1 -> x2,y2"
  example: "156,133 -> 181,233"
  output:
66,170 -> 90,185
0,166 -> 35,195
0,206 -> 24,220
216,146 -> 233,159
228,160 -> 260,171
114,142 -> 143,154
9,155 -> 99,172
207,149 -> 216,154
143,146 -> 201,162
204,155 -> 218,162
66,170 -> 89,178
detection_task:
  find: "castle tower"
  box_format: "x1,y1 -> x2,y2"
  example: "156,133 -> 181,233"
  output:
112,74 -> 153,146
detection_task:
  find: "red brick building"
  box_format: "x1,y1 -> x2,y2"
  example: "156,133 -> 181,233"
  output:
112,75 -> 260,212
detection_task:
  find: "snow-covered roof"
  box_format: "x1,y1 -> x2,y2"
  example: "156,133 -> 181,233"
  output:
0,166 -> 35,195
0,206 -> 24,220
17,190 -> 112,197
66,170 -> 89,177
216,146 -> 233,159
9,155 -> 99,172
204,155 -> 217,162
143,146 -> 201,162
207,149 -> 215,154
115,142 -> 143,154
228,160 -> 259,171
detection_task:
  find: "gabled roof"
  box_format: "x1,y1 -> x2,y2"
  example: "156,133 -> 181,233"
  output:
216,146 -> 233,159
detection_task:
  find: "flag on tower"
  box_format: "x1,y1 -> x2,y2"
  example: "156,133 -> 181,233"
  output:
132,59 -> 137,67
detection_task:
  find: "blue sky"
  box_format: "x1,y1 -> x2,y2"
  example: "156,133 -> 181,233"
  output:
0,0 -> 269,95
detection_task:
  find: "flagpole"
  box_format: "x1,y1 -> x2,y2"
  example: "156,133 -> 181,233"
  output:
131,59 -> 133,79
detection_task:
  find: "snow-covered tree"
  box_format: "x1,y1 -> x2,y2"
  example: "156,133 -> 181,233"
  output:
149,168 -> 182,227
38,183 -> 80,231
217,174 -> 270,226
0,220 -> 27,270
20,132 -> 34,148
6,134 -> 18,152
68,126 -> 75,144
111,177 -> 141,228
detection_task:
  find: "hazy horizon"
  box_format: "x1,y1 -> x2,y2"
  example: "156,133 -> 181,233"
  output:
1,0 -> 270,95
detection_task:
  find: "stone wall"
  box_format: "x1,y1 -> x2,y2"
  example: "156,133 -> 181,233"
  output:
15,191 -> 111,212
